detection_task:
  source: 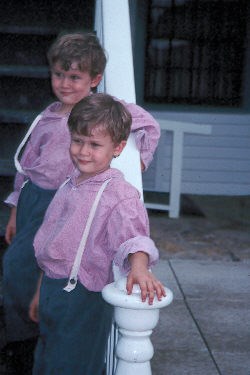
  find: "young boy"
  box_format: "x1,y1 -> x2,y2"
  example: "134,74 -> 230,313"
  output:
29,93 -> 165,375
2,31 -> 160,373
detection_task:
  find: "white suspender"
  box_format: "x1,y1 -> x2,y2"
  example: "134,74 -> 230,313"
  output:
63,178 -> 112,292
58,177 -> 71,190
14,114 -> 42,174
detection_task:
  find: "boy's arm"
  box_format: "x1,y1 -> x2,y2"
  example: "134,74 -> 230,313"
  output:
127,251 -> 166,305
5,206 -> 17,244
120,100 -> 161,170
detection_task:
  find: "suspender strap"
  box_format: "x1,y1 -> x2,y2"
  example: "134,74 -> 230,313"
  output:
63,178 -> 112,292
14,114 -> 42,174
59,177 -> 71,190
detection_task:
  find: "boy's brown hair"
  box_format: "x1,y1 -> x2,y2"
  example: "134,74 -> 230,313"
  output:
47,32 -> 107,78
68,93 -> 132,145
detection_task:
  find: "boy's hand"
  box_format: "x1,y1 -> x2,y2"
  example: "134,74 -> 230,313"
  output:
29,272 -> 43,323
140,159 -> 145,172
29,291 -> 40,323
5,207 -> 17,244
127,252 -> 166,305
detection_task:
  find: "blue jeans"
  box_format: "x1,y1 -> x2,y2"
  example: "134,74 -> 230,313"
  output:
33,276 -> 113,375
3,181 -> 56,342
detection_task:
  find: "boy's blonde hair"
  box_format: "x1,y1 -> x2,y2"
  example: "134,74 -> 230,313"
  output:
47,32 -> 107,78
68,93 -> 132,145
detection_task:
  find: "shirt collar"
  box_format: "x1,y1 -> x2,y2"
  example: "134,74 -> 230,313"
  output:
70,168 -> 123,187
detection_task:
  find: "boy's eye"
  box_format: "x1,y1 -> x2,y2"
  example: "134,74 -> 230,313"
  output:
53,71 -> 63,78
71,137 -> 82,144
71,75 -> 80,81
91,142 -> 101,148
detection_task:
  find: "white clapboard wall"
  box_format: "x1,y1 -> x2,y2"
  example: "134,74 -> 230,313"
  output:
143,111 -> 250,196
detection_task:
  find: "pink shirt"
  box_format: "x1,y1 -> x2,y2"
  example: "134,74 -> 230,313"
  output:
6,99 -> 160,207
34,168 -> 159,291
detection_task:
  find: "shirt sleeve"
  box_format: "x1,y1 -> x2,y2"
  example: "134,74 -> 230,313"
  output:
4,171 -> 26,207
107,196 -> 159,275
114,235 -> 159,275
122,101 -> 161,170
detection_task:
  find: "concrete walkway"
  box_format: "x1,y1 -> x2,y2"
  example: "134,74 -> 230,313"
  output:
151,258 -> 250,375
147,197 -> 250,375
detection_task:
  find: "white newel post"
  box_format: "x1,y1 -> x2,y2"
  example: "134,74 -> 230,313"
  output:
102,277 -> 173,375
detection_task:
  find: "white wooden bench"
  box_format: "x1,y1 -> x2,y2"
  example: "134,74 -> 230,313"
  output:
145,120 -> 212,218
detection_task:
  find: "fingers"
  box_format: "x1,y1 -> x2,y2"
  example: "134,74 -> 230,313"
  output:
5,228 -> 11,244
126,275 -> 133,295
140,279 -> 165,305
29,304 -> 38,323
139,281 -> 148,303
126,273 -> 166,305
5,233 -> 11,245
5,227 -> 15,244
154,280 -> 166,301
5,232 -> 12,245
29,294 -> 40,323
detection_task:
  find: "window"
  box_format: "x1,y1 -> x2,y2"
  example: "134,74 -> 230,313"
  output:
144,0 -> 248,106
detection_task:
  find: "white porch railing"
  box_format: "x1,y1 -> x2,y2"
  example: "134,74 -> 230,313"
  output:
102,278 -> 173,375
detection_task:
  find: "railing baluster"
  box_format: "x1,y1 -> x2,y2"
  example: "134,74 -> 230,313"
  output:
102,277 -> 173,375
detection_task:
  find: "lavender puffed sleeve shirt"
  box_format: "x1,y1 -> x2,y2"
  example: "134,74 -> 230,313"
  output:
34,168 -> 159,292
5,102 -> 74,207
5,100 -> 160,207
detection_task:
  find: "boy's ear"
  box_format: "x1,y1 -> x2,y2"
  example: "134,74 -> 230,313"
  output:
113,140 -> 127,158
91,74 -> 103,88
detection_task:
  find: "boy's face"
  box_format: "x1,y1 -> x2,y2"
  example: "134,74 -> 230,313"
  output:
51,62 -> 102,112
70,127 -> 126,181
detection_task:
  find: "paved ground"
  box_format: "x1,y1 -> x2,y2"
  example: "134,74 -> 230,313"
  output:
151,258 -> 250,375
0,195 -> 250,374
148,196 -> 250,375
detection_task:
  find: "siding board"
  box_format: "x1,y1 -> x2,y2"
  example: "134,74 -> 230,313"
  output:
183,159 -> 250,171
184,147 -> 250,159
185,135 -> 250,148
181,171 -> 250,184
142,112 -> 250,196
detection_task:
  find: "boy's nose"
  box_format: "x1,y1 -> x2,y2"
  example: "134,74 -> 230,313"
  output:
79,144 -> 90,155
61,77 -> 70,87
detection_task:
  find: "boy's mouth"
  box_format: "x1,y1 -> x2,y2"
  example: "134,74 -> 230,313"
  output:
60,91 -> 72,96
78,159 -> 91,165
